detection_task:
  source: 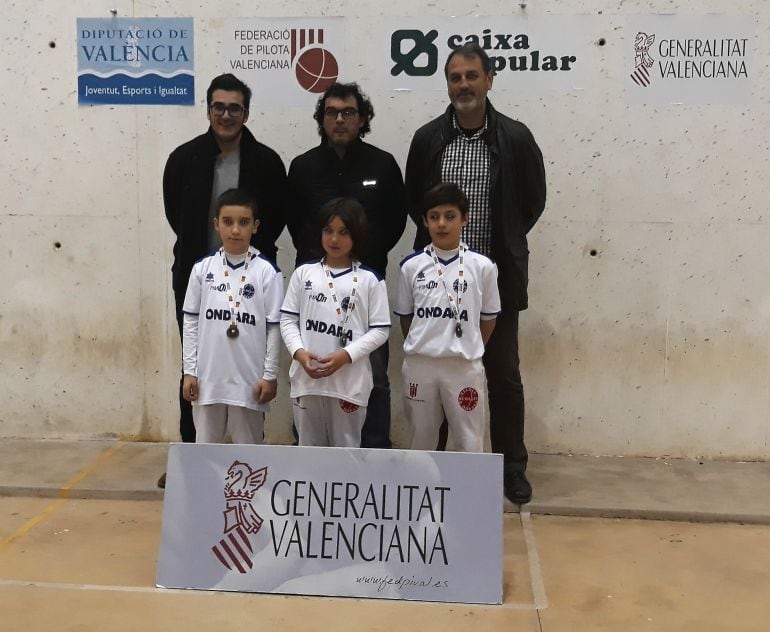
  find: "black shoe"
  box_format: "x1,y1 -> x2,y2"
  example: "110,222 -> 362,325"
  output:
157,472 -> 166,489
504,470 -> 532,504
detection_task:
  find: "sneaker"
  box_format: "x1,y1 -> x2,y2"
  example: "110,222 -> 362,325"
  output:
504,470 -> 532,504
157,472 -> 166,489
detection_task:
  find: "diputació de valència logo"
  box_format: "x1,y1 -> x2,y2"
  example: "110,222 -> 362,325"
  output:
77,17 -> 194,105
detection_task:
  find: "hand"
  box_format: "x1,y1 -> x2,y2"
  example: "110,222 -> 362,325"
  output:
254,379 -> 277,404
314,349 -> 352,378
182,375 -> 199,402
294,349 -> 327,379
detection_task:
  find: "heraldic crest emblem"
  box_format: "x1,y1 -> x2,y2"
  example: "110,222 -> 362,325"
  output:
211,461 -> 267,573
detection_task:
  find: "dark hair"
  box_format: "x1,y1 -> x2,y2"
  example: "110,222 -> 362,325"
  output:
444,42 -> 494,77
214,188 -> 259,220
314,197 -> 368,262
422,182 -> 470,217
207,74 -> 252,110
313,82 -> 374,140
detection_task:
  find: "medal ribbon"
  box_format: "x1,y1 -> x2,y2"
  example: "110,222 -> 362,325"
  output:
321,259 -> 359,340
221,247 -> 252,330
428,243 -> 466,331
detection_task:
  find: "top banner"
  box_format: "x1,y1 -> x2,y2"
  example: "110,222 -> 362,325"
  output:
77,17 -> 194,105
626,15 -> 755,104
384,17 -> 590,91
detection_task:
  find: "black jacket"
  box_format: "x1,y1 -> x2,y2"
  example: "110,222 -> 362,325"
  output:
405,101 -> 546,311
163,126 -> 287,293
286,139 -> 406,277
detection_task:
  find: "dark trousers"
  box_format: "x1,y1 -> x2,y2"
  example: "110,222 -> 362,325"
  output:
484,310 -> 527,470
360,342 -> 392,448
174,288 -> 196,443
437,311 -> 527,470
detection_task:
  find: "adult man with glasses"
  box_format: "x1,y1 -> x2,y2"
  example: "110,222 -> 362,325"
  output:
286,82 -> 407,449
160,73 -> 287,487
405,44 -> 546,504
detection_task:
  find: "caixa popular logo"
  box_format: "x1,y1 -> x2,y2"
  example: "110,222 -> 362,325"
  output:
630,32 -> 655,87
211,461 -> 268,573
390,28 -> 577,77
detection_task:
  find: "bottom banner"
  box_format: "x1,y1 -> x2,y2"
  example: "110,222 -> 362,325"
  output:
156,443 -> 502,604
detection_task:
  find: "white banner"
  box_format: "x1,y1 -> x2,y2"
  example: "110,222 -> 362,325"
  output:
220,18 -> 344,106
626,15 -> 755,104
157,444 -> 503,604
383,16 -> 590,91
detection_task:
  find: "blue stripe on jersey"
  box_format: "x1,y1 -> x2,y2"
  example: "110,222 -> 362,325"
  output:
297,257 -> 323,267
398,249 -> 427,268
359,264 -> 384,282
191,247 -> 220,266
182,310 -> 199,316
437,253 -> 459,265
280,309 -> 300,316
256,252 -> 281,273
393,310 -> 414,317
369,323 -> 393,328
327,266 -> 356,278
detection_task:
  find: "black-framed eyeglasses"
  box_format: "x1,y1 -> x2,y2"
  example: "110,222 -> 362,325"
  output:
209,102 -> 246,118
324,107 -> 358,120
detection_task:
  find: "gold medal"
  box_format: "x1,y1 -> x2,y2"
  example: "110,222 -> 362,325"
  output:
226,324 -> 239,338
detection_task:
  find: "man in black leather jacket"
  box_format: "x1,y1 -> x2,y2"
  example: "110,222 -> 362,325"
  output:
405,44 -> 546,504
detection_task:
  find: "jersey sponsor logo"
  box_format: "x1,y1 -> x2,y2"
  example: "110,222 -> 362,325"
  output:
339,400 -> 360,413
308,292 -> 328,303
452,279 -> 468,293
242,283 -> 255,299
458,387 -> 479,411
415,307 -> 468,321
405,381 -> 424,402
206,308 -> 258,326
209,282 -> 229,292
305,319 -> 353,343
416,279 -> 440,291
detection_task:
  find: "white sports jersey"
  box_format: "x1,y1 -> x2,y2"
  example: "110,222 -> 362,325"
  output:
280,260 -> 391,405
395,246 -> 501,360
183,248 -> 284,411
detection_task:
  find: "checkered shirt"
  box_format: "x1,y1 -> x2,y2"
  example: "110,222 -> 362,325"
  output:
440,115 -> 492,256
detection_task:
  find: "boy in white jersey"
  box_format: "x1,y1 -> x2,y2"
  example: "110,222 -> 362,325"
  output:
281,198 -> 391,447
182,188 -> 284,444
395,183 -> 501,452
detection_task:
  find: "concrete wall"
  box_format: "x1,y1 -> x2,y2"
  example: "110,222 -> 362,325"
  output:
1,1 -> 768,459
